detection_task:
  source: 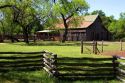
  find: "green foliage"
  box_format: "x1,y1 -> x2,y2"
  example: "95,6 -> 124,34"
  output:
108,12 -> 125,39
0,0 -> 53,43
53,0 -> 89,17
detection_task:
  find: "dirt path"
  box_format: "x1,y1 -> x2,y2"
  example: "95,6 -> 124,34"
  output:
100,51 -> 125,57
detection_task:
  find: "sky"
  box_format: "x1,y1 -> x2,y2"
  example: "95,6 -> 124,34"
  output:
86,0 -> 125,19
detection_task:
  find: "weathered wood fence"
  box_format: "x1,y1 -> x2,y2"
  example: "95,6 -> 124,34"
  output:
81,40 -> 124,54
0,51 -> 125,81
43,51 -> 59,76
81,40 -> 100,54
56,57 -> 118,80
116,56 -> 125,82
43,54 -> 125,81
0,51 -> 45,71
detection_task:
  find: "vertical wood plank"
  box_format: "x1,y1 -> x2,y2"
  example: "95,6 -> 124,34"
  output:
95,41 -> 97,54
93,40 -> 95,54
120,39 -> 122,51
102,40 -> 103,52
112,56 -> 117,78
81,39 -> 83,54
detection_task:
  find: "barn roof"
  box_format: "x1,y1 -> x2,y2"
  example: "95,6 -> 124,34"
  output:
55,15 -> 99,29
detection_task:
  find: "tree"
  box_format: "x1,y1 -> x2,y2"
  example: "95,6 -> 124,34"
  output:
91,10 -> 105,16
53,0 -> 89,42
0,0 -> 52,44
108,12 -> 125,40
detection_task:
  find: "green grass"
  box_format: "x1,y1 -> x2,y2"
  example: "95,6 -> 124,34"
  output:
0,41 -> 123,83
0,70 -> 56,83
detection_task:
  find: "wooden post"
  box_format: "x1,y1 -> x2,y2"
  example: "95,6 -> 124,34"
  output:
102,40 -> 103,52
112,56 -> 117,78
81,39 -> 83,54
52,54 -> 59,77
120,39 -> 122,51
93,40 -> 95,54
95,41 -> 97,54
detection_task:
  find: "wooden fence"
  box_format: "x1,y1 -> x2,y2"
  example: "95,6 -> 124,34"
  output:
116,56 -> 125,82
56,57 -> 118,80
81,40 -> 124,54
43,51 -> 59,76
81,40 -> 100,54
43,55 -> 125,81
0,51 -> 125,81
0,51 -> 45,72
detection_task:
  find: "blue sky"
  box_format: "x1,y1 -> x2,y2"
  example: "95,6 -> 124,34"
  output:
86,0 -> 125,19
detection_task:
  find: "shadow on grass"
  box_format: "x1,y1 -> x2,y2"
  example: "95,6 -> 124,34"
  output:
0,57 -> 118,83
0,70 -> 55,83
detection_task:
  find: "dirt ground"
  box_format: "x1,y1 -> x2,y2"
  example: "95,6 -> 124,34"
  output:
100,51 -> 125,57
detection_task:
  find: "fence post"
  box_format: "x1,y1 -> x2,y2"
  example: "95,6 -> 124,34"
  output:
112,56 -> 117,78
95,41 -> 97,54
93,40 -> 95,54
120,39 -> 122,51
43,52 -> 59,77
52,54 -> 59,77
81,39 -> 83,54
102,40 -> 103,52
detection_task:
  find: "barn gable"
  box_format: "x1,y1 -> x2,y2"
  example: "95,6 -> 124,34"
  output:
37,15 -> 111,41
86,15 -> 111,40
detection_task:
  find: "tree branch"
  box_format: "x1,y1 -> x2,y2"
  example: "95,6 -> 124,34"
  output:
65,13 -> 74,20
65,7 -> 79,20
0,5 -> 13,9
60,13 -> 66,21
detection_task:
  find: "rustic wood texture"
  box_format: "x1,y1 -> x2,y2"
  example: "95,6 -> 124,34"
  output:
0,51 -> 44,72
116,55 -> 125,82
81,39 -> 83,54
43,52 -> 58,77
57,56 -> 119,80
102,40 -> 103,52
120,39 -> 122,51
0,51 -> 45,54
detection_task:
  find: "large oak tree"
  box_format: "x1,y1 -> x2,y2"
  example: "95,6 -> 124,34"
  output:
0,0 -> 52,44
53,0 -> 89,42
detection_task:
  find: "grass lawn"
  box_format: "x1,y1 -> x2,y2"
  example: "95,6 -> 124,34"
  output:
0,41 -> 123,83
1,41 -> 123,57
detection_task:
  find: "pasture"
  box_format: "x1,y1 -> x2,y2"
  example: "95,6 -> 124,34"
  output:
0,41 -> 124,83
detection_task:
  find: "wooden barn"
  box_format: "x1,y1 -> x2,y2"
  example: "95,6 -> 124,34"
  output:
37,15 -> 111,41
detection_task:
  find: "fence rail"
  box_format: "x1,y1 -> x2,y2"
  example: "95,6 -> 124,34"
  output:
0,51 -> 45,54
116,56 -> 125,82
0,51 -> 45,71
56,56 -> 118,80
0,51 -> 125,81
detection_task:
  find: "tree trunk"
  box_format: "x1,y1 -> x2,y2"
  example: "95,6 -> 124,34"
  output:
61,14 -> 68,43
23,28 -> 29,44
62,26 -> 68,43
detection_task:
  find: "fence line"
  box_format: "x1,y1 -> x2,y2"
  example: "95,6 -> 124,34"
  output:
0,51 -> 45,54
43,55 -> 125,81
0,51 -> 45,71
0,51 -> 125,81
115,56 -> 125,82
